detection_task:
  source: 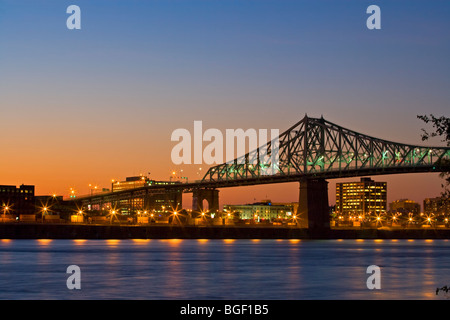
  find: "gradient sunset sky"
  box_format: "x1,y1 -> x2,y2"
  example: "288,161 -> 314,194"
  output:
1,0 -> 449,208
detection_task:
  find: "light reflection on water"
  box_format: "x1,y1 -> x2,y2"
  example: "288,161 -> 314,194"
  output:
0,239 -> 449,300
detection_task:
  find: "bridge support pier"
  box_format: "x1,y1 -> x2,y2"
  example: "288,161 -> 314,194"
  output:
297,178 -> 330,230
192,189 -> 219,213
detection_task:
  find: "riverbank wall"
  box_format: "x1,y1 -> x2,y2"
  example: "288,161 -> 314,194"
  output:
0,223 -> 450,239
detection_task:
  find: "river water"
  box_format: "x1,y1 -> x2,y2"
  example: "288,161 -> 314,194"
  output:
0,238 -> 448,300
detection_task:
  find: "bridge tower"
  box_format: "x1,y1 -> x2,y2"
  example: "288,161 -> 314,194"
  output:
297,178 -> 330,230
192,189 -> 219,213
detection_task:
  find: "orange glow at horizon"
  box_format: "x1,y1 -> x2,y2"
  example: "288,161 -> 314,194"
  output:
0,109 -> 445,209
1,132 -> 445,209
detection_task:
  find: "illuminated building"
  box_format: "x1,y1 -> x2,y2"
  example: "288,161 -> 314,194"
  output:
335,178 -> 387,216
35,195 -> 77,220
424,197 -> 450,215
389,199 -> 420,215
223,200 -> 294,221
112,176 -> 182,214
112,176 -> 181,192
0,184 -> 35,216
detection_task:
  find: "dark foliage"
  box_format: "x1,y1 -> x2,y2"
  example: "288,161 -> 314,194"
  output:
418,114 -> 450,198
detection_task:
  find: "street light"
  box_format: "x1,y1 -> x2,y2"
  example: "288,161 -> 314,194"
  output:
89,184 -> 98,196
170,208 -> 181,225
42,206 -> 48,223
170,170 -> 176,181
392,215 -> 398,225
3,206 -> 9,222
109,210 -> 117,224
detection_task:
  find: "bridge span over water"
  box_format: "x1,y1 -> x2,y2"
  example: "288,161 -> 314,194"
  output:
70,115 -> 450,229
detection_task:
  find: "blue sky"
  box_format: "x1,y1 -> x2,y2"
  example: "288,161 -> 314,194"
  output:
1,0 -> 449,205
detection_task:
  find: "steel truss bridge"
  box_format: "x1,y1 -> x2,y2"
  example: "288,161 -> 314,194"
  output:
201,115 -> 450,184
72,115 -> 450,228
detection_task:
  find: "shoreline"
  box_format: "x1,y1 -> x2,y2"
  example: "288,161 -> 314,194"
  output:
1,223 -> 450,240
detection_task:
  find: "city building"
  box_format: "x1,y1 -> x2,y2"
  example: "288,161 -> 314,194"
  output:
0,184 -> 35,216
335,177 -> 387,217
223,200 -> 295,221
424,196 -> 450,215
111,176 -> 182,214
389,199 -> 421,215
35,195 -> 78,221
111,175 -> 182,192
